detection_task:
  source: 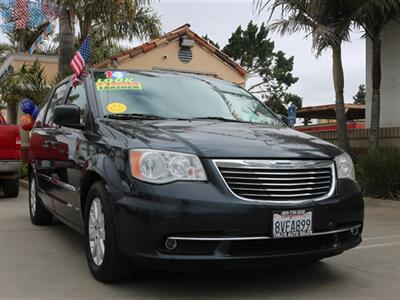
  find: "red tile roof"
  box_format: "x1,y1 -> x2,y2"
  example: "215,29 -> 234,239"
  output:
95,24 -> 247,77
298,104 -> 366,120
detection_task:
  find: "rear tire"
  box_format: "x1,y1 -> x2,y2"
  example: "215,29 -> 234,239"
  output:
29,173 -> 53,225
3,177 -> 19,198
84,181 -> 134,282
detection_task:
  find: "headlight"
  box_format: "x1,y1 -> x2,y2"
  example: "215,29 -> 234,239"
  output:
334,152 -> 355,180
129,149 -> 207,184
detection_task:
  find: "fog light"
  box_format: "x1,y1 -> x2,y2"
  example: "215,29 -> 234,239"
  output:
350,227 -> 359,236
165,238 -> 177,250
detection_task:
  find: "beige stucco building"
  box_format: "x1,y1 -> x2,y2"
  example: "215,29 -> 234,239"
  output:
96,24 -> 247,86
0,53 -> 58,122
0,53 -> 58,81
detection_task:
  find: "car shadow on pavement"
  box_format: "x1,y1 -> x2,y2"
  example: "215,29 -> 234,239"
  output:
118,262 -> 344,298
46,219 -> 347,298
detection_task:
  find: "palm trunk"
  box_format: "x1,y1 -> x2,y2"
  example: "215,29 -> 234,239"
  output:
369,37 -> 381,151
58,8 -> 75,76
7,101 -> 17,124
332,45 -> 351,153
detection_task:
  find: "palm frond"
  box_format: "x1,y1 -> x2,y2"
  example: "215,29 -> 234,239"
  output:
352,0 -> 400,39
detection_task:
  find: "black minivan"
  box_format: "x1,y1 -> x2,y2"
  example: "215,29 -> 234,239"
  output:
29,70 -> 364,282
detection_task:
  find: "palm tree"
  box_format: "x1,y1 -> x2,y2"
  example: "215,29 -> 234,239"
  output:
0,43 -> 13,63
254,0 -> 353,152
0,60 -> 50,124
58,7 -> 76,75
352,2 -> 400,151
49,0 -> 161,74
254,0 -> 398,153
0,24 -> 51,54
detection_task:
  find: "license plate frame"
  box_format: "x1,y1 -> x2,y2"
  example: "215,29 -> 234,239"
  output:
272,209 -> 313,238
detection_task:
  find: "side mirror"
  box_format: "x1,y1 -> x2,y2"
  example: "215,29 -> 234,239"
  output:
278,114 -> 289,126
53,104 -> 84,129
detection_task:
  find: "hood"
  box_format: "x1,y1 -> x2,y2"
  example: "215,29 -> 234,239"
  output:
104,119 -> 343,159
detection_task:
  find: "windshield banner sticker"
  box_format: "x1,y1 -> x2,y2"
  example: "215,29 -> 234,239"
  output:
105,71 -> 126,79
96,78 -> 143,90
106,102 -> 128,113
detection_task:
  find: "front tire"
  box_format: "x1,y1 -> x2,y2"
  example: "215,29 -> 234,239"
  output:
84,181 -> 134,282
29,173 -> 53,225
3,177 -> 19,198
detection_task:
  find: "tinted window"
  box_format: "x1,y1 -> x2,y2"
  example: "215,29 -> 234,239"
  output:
93,71 -> 282,126
45,83 -> 68,127
66,84 -> 88,123
35,102 -> 48,127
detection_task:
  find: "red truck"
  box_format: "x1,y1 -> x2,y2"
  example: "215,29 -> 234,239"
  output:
0,112 -> 21,197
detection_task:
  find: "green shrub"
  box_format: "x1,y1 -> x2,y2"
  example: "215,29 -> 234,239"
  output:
356,148 -> 400,199
20,162 -> 28,179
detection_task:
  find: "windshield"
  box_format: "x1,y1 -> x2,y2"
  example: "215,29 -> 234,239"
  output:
93,70 -> 283,126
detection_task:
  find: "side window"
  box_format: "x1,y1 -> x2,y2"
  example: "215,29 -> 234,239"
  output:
44,83 -> 68,127
66,84 -> 88,124
34,102 -> 48,128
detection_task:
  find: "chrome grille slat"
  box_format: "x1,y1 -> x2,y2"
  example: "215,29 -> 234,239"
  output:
232,186 -> 331,192
223,175 -> 332,181
214,159 -> 335,203
220,170 -> 331,176
228,180 -> 331,187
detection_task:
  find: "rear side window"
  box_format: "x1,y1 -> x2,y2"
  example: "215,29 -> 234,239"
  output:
44,83 -> 68,127
34,103 -> 48,127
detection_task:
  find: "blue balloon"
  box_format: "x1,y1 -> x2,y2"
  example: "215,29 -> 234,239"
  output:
32,106 -> 40,120
20,98 -> 35,115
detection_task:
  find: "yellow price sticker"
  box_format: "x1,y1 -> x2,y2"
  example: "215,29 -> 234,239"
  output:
107,102 -> 127,114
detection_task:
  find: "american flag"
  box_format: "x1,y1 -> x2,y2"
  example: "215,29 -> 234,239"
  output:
14,0 -> 29,29
70,38 -> 91,84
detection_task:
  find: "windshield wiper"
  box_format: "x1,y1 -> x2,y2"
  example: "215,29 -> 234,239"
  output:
104,113 -> 165,120
189,116 -> 248,123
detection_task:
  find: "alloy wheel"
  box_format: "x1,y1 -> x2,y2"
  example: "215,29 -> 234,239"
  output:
30,179 -> 37,216
88,197 -> 106,266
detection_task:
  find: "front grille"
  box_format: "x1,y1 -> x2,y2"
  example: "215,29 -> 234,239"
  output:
214,160 -> 335,202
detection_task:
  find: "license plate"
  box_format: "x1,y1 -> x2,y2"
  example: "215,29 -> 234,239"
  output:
272,209 -> 312,238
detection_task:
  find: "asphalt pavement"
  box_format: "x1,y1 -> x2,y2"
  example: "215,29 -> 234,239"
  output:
0,188 -> 399,300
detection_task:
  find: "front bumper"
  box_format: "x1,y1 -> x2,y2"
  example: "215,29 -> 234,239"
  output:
0,160 -> 20,179
112,176 -> 364,270
132,229 -> 361,271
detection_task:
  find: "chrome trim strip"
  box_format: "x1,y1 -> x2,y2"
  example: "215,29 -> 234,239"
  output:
37,173 -> 77,192
212,159 -> 337,204
214,159 -> 333,169
167,225 -> 361,241
239,192 -> 327,198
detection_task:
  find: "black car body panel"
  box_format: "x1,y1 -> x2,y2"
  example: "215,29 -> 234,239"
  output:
104,119 -> 343,159
29,70 -> 364,271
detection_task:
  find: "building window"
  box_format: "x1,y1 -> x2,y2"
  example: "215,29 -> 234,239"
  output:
178,47 -> 192,64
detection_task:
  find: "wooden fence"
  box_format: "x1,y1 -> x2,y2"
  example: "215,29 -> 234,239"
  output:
305,127 -> 400,152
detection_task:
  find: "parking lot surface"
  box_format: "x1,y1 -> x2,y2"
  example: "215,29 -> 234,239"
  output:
0,188 -> 399,300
